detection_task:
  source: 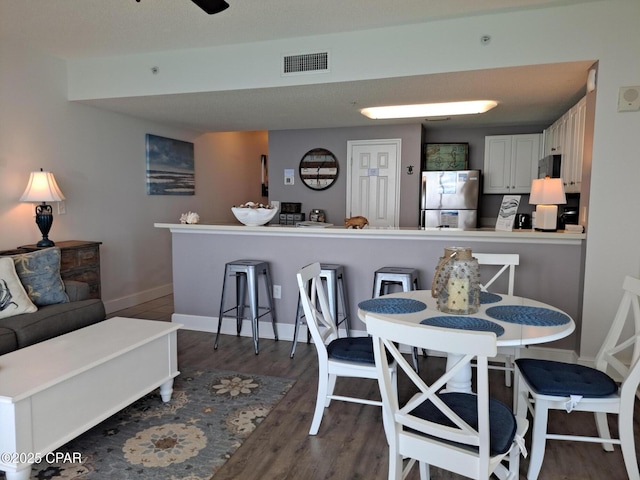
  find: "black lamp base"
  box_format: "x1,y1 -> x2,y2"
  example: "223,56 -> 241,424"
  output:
35,203 -> 55,248
36,238 -> 55,248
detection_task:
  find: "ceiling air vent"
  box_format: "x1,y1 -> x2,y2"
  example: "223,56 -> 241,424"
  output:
282,52 -> 329,75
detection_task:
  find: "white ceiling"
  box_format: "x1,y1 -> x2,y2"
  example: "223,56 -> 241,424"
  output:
0,0 -> 596,132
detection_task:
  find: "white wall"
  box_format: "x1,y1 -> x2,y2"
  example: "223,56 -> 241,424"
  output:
195,130 -> 269,223
3,0 -> 640,360
0,40 -> 267,313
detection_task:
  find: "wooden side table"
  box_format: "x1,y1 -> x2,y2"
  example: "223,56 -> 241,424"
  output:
17,240 -> 102,299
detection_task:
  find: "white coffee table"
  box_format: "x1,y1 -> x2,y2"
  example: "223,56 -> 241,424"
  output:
0,317 -> 182,480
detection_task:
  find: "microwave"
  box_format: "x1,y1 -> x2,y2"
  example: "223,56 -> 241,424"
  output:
538,154 -> 561,178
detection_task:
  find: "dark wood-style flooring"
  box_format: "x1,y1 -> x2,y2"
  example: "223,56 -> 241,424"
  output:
109,296 -> 638,479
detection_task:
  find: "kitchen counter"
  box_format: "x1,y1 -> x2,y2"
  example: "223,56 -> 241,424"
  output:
155,223 -> 585,245
155,222 -> 585,355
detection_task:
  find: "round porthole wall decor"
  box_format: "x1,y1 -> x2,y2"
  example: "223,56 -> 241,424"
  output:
299,148 -> 339,191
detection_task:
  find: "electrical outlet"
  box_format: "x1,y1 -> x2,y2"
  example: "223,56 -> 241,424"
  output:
273,285 -> 282,299
57,201 -> 66,215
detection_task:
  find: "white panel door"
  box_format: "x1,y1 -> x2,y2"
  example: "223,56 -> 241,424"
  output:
347,139 -> 401,228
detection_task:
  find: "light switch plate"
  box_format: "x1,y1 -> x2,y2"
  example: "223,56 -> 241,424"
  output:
284,168 -> 294,185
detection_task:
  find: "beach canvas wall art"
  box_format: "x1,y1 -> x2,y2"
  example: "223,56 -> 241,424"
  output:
146,134 -> 195,195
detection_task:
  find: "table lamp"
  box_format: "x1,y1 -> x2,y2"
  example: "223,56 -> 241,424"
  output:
529,176 -> 566,231
20,168 -> 66,247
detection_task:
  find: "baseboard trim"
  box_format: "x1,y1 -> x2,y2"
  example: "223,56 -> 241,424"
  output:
172,313 -> 349,341
104,283 -> 173,314
171,313 -> 579,362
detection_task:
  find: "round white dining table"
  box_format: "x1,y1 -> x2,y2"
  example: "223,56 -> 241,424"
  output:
357,290 -> 576,393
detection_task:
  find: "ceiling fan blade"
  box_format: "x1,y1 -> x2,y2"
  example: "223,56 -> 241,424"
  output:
191,0 -> 229,14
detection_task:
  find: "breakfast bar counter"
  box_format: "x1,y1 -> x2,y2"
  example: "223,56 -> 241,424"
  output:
155,223 -> 585,243
155,223 -> 585,353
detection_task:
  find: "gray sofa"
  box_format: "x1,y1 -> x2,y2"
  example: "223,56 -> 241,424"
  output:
0,280 -> 106,355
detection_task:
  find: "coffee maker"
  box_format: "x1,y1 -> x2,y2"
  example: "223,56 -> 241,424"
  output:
514,213 -> 532,229
558,206 -> 579,229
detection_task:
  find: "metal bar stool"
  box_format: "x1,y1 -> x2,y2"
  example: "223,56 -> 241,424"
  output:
372,266 -> 423,371
372,266 -> 420,297
290,263 -> 351,358
214,259 -> 278,355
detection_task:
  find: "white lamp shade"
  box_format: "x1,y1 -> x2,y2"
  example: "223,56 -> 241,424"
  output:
529,177 -> 566,205
20,170 -> 65,202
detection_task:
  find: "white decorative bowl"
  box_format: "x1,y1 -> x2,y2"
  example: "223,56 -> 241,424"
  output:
231,205 -> 279,226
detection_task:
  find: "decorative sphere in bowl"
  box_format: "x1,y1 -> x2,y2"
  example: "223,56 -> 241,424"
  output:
231,202 -> 279,226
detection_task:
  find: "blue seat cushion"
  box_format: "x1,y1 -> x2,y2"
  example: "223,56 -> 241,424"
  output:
516,358 -> 618,397
409,392 -> 517,456
327,337 -> 386,364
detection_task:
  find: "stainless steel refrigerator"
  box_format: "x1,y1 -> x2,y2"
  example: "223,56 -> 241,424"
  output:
420,170 -> 480,229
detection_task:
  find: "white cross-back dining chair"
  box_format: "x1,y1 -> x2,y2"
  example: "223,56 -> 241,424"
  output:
296,262 -> 397,435
475,253 -> 519,297
474,253 -> 520,389
366,311 -> 528,480
516,275 -> 640,480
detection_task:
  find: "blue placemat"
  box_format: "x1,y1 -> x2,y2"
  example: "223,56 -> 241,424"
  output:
480,291 -> 503,304
485,305 -> 571,326
358,297 -> 427,314
420,317 -> 504,336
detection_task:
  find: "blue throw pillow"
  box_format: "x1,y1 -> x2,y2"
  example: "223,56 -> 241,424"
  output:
12,248 -> 69,306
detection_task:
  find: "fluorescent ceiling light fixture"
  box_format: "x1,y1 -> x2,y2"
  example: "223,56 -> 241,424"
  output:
360,100 -> 498,119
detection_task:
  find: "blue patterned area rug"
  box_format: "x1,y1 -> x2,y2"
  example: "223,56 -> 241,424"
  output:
7,369 -> 294,480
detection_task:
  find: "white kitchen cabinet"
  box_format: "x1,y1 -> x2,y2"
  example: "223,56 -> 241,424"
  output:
563,97 -> 586,193
543,96 -> 586,193
483,134 -> 542,194
542,123 -> 556,157
543,114 -> 566,156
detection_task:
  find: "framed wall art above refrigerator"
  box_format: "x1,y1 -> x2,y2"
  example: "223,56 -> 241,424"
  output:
424,143 -> 469,171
